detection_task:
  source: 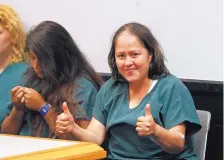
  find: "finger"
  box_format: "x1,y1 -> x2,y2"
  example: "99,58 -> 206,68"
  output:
11,86 -> 21,95
138,116 -> 149,122
56,120 -> 70,127
56,125 -> 67,133
145,104 -> 151,117
17,92 -> 24,99
62,102 -> 72,116
138,132 -> 147,136
23,87 -> 31,94
136,126 -> 150,132
136,127 -> 144,132
24,94 -> 29,99
21,97 -> 25,103
15,87 -> 24,96
136,121 -> 150,127
56,125 -> 70,133
55,131 -> 62,137
25,99 -> 28,104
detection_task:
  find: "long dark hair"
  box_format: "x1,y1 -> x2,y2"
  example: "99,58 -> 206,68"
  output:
108,22 -> 170,80
25,21 -> 103,137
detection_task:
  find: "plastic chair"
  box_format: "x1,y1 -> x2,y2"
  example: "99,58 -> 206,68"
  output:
193,110 -> 211,160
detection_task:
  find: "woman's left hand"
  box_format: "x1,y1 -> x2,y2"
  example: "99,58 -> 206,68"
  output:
23,87 -> 46,111
136,104 -> 158,137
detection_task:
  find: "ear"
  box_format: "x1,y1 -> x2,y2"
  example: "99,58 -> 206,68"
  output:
148,54 -> 153,63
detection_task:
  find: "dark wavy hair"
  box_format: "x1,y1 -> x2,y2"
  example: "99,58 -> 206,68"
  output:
108,22 -> 170,80
25,21 -> 103,137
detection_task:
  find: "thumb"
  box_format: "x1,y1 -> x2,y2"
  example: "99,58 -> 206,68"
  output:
145,104 -> 151,117
62,102 -> 71,115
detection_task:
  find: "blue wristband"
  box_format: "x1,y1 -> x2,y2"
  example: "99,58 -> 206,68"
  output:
39,103 -> 51,117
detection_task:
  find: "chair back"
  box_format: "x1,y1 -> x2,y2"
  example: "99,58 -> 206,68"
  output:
193,110 -> 211,160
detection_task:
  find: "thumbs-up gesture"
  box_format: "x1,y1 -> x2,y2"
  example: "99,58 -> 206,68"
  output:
136,104 -> 158,136
56,102 -> 76,135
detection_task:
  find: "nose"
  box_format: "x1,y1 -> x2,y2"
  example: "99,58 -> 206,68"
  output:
31,59 -> 39,71
124,57 -> 134,66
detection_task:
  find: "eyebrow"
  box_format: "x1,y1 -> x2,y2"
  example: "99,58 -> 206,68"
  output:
115,52 -> 125,55
116,50 -> 141,54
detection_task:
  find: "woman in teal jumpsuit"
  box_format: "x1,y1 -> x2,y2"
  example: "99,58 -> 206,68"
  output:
56,22 -> 201,159
1,21 -> 103,139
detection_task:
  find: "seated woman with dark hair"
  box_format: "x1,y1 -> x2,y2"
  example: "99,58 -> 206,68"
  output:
0,5 -> 27,128
56,22 -> 201,159
1,21 -> 103,139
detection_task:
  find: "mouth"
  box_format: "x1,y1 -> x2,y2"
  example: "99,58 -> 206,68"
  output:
125,68 -> 135,71
34,67 -> 41,72
35,70 -> 40,74
126,69 -> 135,74
34,69 -> 43,77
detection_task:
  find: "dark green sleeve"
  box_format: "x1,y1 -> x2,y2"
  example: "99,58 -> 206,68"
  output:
92,87 -> 107,126
161,81 -> 201,136
74,78 -> 99,120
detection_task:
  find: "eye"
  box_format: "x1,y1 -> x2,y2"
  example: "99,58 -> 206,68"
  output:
132,52 -> 140,57
29,55 -> 35,62
116,53 -> 126,59
30,56 -> 34,60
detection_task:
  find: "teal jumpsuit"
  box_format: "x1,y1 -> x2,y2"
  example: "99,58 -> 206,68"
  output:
93,75 -> 201,160
0,63 -> 27,127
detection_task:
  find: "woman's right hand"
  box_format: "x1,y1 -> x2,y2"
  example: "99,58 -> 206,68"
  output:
56,102 -> 77,135
11,86 -> 25,111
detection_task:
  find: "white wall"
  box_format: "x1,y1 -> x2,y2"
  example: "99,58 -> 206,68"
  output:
1,0 -> 223,81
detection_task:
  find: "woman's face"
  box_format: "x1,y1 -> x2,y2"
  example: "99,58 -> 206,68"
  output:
29,50 -> 43,78
115,31 -> 152,83
0,24 -> 12,57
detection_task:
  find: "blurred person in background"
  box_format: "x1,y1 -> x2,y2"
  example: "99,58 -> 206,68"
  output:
0,5 -> 27,129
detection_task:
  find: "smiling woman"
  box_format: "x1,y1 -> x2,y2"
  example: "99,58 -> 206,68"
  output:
55,22 -> 202,160
114,31 -> 152,84
0,5 -> 27,128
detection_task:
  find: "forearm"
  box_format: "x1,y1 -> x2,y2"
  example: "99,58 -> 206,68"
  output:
72,123 -> 103,145
1,107 -> 25,134
152,125 -> 185,153
43,107 -> 57,131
